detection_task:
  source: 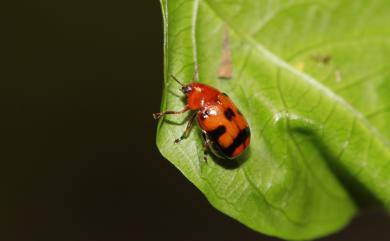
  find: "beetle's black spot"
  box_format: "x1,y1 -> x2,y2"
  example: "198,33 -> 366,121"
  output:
222,127 -> 250,157
208,125 -> 226,141
224,108 -> 235,120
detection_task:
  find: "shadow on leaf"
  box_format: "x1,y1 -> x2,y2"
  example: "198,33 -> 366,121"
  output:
292,127 -> 384,210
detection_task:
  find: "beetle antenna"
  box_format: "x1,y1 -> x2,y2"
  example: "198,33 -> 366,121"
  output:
171,75 -> 184,87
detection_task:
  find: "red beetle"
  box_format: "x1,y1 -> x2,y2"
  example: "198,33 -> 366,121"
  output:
154,75 -> 250,160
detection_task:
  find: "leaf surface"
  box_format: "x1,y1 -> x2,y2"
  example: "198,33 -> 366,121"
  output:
157,0 -> 390,239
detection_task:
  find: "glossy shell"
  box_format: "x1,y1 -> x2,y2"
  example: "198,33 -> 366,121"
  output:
196,92 -> 250,159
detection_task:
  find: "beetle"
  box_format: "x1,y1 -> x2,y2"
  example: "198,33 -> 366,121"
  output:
153,75 -> 250,160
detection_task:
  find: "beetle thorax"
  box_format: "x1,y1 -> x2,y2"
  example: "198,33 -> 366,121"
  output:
185,83 -> 220,110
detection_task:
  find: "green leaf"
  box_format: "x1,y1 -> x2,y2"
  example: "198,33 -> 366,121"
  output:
156,0 -> 390,239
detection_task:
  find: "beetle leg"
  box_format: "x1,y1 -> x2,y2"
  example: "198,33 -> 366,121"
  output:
174,112 -> 197,144
153,106 -> 189,119
201,132 -> 211,163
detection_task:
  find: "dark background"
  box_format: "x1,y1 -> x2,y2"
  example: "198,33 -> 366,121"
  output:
1,0 -> 389,240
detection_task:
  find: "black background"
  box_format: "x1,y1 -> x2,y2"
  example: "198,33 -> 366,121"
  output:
1,1 -> 389,240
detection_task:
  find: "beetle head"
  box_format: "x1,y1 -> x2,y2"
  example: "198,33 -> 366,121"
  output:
171,75 -> 193,95
181,85 -> 192,94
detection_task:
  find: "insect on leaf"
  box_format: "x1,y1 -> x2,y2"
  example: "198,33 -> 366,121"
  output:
156,0 -> 390,240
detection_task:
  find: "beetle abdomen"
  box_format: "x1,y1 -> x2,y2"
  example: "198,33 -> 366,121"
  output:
197,94 -> 250,159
